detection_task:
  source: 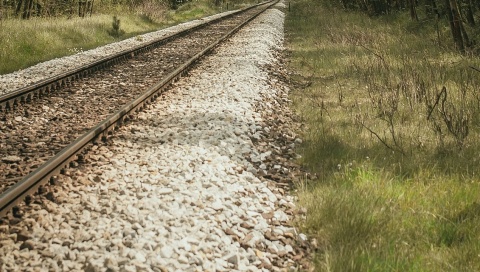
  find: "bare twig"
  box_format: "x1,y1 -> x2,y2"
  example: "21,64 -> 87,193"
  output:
358,121 -> 406,155
358,44 -> 388,68
470,66 -> 480,73
427,86 -> 447,120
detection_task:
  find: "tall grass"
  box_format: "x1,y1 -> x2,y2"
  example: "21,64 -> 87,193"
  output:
286,0 -> 480,271
0,14 -> 162,74
0,0 -> 254,75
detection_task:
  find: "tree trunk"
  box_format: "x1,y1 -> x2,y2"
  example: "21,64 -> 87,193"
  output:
22,0 -> 31,18
87,0 -> 94,16
78,0 -> 85,17
446,0 -> 464,52
15,0 -> 23,16
464,0 -> 475,26
459,18 -> 471,46
28,0 -> 34,17
408,0 -> 418,20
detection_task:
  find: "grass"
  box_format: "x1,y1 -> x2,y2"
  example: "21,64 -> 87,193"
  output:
0,13 -> 161,74
166,1 -> 219,23
285,0 -> 480,271
166,0 -> 258,23
0,0 -> 255,75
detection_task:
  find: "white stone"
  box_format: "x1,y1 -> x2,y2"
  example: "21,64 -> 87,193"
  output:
157,188 -> 173,195
160,245 -> 174,259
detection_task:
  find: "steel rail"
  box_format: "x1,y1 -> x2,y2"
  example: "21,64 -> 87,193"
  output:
0,1 -> 268,112
0,0 -> 279,217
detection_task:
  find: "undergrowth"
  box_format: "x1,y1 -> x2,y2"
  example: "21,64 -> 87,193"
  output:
286,0 -> 480,271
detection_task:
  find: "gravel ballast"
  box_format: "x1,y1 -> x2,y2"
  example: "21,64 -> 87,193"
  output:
0,3 -> 310,271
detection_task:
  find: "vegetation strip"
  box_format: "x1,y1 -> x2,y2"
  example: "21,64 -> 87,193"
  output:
287,0 -> 480,270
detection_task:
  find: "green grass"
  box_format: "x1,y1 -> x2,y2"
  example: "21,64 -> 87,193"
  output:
166,1 -> 218,23
0,0 -> 255,75
297,164 -> 480,271
0,14 -> 162,74
166,0 -> 258,23
286,0 -> 480,271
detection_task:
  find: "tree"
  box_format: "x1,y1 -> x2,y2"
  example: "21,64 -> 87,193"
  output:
78,0 -> 93,17
408,0 -> 418,20
15,0 -> 35,19
445,0 -> 469,52
463,0 -> 475,26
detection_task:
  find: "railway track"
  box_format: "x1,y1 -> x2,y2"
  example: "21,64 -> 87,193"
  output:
0,0 -> 278,217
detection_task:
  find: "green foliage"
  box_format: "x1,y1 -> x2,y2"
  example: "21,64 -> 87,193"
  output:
0,0 -> 170,19
108,15 -> 125,38
0,14 -> 162,74
286,0 -> 480,270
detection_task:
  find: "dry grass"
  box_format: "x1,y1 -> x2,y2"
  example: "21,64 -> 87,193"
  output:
286,0 -> 480,271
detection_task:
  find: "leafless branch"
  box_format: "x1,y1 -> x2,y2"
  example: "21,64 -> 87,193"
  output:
470,66 -> 480,73
358,121 -> 406,155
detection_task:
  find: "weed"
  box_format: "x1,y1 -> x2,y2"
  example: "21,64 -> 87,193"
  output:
108,15 -> 124,38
